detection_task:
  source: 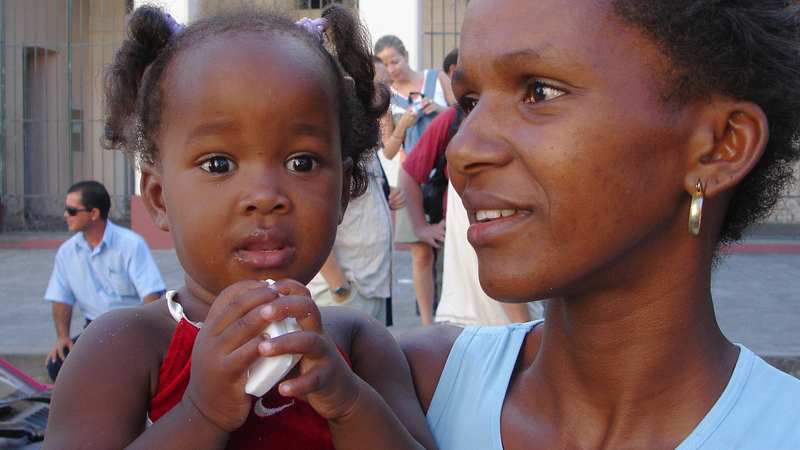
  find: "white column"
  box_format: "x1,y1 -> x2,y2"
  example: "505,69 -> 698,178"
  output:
359,0 -> 423,71
133,0 -> 201,23
132,0 -> 201,194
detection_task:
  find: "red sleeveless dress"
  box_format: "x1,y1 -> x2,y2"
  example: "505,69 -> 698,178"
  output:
148,318 -> 350,450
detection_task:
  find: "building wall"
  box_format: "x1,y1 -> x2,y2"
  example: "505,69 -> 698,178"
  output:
1,0 -> 131,230
1,0 -> 798,232
420,0 -> 462,71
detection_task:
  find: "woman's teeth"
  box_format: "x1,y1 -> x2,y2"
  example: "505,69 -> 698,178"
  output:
476,210 -> 517,222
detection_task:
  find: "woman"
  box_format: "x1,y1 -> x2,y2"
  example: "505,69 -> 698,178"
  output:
375,35 -> 455,325
401,0 -> 800,448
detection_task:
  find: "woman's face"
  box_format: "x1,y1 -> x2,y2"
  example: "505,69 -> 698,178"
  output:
449,0 -> 698,301
150,34 -> 346,299
376,46 -> 410,83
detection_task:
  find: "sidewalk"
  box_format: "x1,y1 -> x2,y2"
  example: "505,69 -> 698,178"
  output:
1,233 -> 798,382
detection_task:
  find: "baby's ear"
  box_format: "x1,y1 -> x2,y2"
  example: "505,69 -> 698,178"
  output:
683,98 -> 768,197
339,156 -> 354,224
139,161 -> 170,232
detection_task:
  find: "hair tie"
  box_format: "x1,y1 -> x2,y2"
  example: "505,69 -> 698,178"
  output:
163,12 -> 185,36
295,17 -> 328,43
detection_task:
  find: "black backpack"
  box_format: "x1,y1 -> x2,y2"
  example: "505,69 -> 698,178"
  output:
422,107 -> 465,224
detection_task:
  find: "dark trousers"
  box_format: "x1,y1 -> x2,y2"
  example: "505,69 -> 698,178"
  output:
46,318 -> 91,382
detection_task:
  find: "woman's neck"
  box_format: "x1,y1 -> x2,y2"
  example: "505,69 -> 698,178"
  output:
392,69 -> 424,97
511,237 -> 739,448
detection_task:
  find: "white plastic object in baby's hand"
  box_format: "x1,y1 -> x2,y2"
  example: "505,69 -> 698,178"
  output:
244,279 -> 302,397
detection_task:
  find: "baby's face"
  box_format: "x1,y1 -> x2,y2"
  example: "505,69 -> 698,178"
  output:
153,34 -> 345,297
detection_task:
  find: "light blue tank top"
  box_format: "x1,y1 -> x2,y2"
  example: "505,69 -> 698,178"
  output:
427,322 -> 800,450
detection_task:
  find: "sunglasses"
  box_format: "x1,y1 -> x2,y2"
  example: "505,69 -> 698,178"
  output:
65,206 -> 91,216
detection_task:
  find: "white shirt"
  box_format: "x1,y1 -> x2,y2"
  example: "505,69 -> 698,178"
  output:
308,152 -> 393,299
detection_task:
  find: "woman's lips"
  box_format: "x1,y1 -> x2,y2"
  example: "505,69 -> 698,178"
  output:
467,210 -> 532,248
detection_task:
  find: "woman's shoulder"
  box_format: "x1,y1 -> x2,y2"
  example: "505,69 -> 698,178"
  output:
398,324 -> 464,411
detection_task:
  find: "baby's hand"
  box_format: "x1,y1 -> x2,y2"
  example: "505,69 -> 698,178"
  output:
182,280 -> 279,432
258,280 -> 361,420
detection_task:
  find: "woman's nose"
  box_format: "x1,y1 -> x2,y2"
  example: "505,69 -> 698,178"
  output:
446,104 -> 513,180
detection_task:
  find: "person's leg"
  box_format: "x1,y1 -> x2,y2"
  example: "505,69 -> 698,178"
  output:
433,241 -> 445,312
313,286 -> 386,323
410,242 -> 436,325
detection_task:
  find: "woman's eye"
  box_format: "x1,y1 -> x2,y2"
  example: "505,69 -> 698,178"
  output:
524,82 -> 565,104
199,156 -> 237,173
285,155 -> 318,173
458,97 -> 478,115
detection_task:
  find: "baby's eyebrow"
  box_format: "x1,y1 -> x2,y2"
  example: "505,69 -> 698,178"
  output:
290,122 -> 332,141
185,119 -> 237,146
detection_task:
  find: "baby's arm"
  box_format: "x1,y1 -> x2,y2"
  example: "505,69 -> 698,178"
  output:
259,281 -> 437,450
327,308 -> 439,450
43,281 -> 282,450
42,304 -> 228,450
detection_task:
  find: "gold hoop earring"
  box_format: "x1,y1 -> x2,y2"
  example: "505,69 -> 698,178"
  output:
688,180 -> 705,236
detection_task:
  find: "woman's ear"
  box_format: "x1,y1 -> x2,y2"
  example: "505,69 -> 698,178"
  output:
339,157 -> 354,224
683,99 -> 769,197
139,161 -> 170,232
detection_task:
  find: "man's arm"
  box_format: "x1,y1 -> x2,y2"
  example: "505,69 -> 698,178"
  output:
398,168 -> 445,249
128,238 -> 167,302
48,302 -> 74,363
142,292 -> 162,304
318,251 -> 352,303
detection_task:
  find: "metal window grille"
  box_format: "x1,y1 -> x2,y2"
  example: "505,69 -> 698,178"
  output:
1,0 -> 134,232
421,0 -> 463,73
2,0 -> 796,234
0,0 -> 356,233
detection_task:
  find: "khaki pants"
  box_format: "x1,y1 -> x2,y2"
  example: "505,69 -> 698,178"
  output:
314,286 -> 386,323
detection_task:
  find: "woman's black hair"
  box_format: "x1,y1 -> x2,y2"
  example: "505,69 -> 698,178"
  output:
612,0 -> 800,245
103,3 -> 389,198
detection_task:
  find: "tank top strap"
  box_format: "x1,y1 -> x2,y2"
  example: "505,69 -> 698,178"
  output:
422,69 -> 440,99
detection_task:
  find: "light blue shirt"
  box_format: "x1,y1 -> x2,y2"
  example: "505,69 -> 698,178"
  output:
44,221 -> 166,321
428,322 -> 800,450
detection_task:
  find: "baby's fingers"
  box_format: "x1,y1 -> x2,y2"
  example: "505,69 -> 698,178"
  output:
206,280 -> 271,328
224,334 -> 268,375
260,295 -> 323,333
258,330 -> 326,361
206,284 -> 278,337
270,279 -> 311,297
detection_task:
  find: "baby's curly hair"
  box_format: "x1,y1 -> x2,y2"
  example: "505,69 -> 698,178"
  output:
612,0 -> 800,245
102,3 -> 389,198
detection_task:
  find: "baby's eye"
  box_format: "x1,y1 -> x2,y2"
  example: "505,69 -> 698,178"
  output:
199,156 -> 237,173
285,155 -> 318,173
457,96 -> 478,115
524,82 -> 565,104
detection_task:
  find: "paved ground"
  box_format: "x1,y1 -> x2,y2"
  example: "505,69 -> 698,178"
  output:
1,236 -> 798,382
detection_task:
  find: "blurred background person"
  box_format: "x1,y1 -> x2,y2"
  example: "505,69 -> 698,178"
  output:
44,180 -> 165,381
400,49 -> 544,327
308,58 -> 406,324
375,34 -> 455,325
